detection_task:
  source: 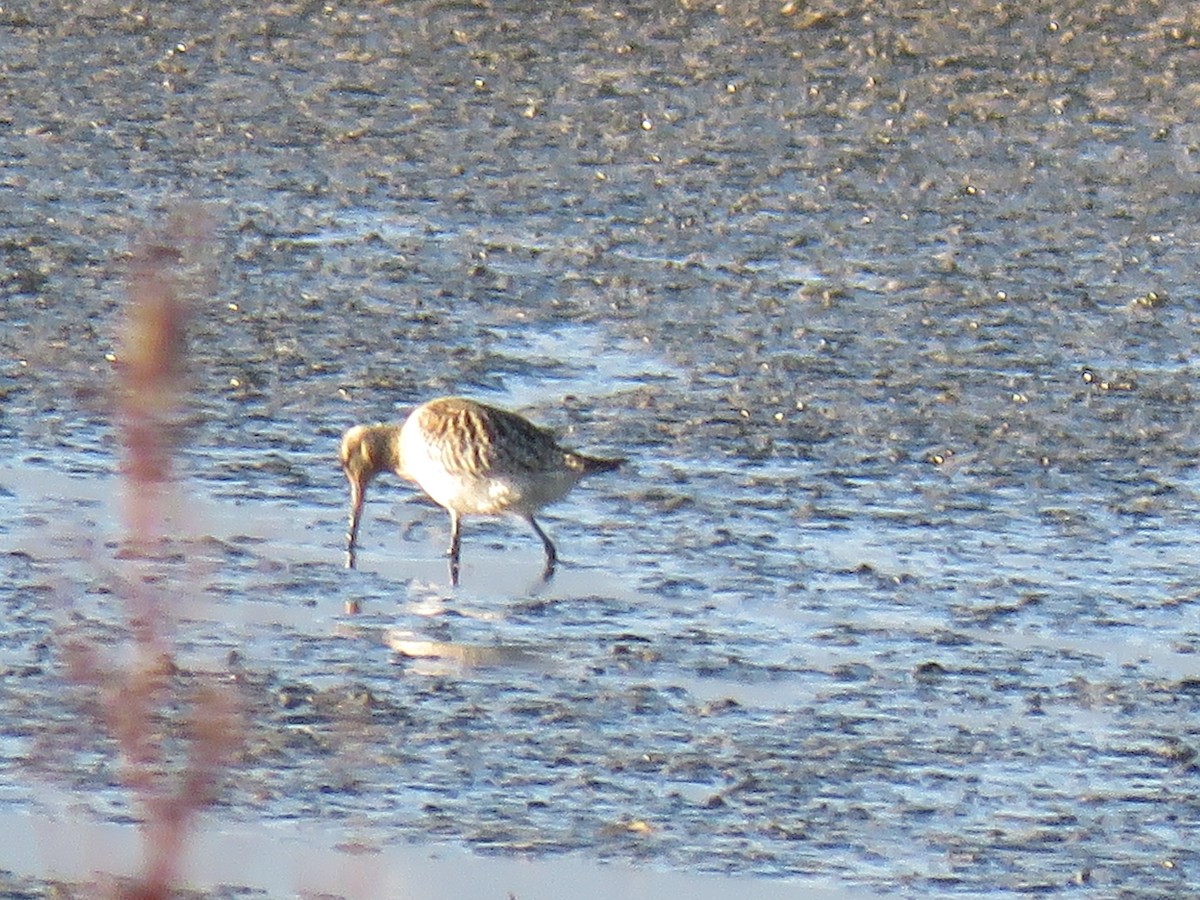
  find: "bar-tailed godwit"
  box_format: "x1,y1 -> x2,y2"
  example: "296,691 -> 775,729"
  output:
339,396 -> 623,583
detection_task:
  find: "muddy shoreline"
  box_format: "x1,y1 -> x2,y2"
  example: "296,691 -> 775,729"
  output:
4,2 -> 1200,896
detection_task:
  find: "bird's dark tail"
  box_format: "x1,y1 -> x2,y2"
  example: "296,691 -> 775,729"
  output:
579,453 -> 624,475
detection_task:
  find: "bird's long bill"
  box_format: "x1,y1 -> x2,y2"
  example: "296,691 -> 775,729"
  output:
346,474 -> 365,550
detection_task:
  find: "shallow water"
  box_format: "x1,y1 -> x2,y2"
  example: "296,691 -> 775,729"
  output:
3,1 -> 1200,896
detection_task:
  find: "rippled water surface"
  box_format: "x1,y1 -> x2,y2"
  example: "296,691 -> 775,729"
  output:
3,1 -> 1200,896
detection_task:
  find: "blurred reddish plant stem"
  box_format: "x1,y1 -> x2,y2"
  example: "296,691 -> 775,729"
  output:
119,218 -> 204,549
69,209 -> 243,900
120,244 -> 187,536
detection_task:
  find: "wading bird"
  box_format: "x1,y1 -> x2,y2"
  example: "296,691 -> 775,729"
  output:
339,396 -> 623,584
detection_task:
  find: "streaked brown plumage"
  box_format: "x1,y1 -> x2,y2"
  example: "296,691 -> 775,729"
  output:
339,396 -> 623,583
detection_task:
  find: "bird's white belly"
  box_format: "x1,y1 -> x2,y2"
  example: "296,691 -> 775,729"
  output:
409,463 -> 577,516
421,465 -> 518,515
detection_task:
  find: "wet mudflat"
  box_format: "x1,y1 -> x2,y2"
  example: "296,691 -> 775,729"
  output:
3,1 -> 1200,896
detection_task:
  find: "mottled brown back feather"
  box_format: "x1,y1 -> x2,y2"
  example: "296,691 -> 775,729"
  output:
419,398 -> 578,477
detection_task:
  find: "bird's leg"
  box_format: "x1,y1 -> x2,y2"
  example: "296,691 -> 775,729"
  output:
447,510 -> 462,586
526,516 -> 557,582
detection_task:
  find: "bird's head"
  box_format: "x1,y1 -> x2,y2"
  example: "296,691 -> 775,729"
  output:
339,423 -> 402,491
